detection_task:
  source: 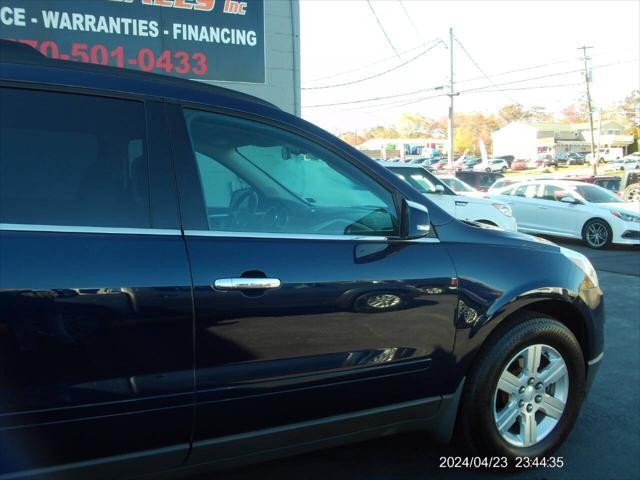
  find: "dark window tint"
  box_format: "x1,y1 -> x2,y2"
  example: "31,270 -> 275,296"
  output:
0,88 -> 150,228
540,184 -> 570,201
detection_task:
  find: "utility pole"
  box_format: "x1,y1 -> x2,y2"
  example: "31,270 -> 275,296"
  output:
578,45 -> 597,175
447,27 -> 455,169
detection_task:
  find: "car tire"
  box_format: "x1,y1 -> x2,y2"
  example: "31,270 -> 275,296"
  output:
501,166 -> 507,173
455,313 -> 585,462
582,218 -> 612,249
486,168 -> 491,172
622,182 -> 640,202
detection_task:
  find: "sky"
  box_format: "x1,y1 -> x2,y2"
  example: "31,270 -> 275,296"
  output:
299,0 -> 640,134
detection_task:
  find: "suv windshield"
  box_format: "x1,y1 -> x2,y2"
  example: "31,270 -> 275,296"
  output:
573,184 -> 623,203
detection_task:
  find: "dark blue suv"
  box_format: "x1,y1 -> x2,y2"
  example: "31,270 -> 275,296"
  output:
0,41 -> 603,479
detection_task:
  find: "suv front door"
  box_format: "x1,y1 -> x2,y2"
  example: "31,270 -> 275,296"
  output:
168,106 -> 458,464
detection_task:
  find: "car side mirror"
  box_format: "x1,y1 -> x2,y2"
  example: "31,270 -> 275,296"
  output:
402,200 -> 431,239
560,196 -> 578,204
434,185 -> 445,194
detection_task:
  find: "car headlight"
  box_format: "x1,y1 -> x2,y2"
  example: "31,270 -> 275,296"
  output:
611,210 -> 640,223
492,202 -> 512,217
559,246 -> 599,288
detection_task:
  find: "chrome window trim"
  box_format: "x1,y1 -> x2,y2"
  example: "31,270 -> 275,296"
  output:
0,223 -> 181,236
0,224 -> 440,243
184,229 -> 440,243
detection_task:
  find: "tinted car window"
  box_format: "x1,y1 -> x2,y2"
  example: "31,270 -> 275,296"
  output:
540,184 -> 570,201
594,179 -> 620,192
573,184 -> 623,203
510,183 -> 538,197
183,109 -> 398,236
0,88 -> 149,227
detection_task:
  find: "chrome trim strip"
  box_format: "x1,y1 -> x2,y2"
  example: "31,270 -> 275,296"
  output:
185,229 -> 440,243
0,223 -> 181,236
0,224 -> 441,243
184,230 -> 390,241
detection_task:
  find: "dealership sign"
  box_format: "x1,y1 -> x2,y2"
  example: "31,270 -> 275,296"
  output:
0,0 -> 265,83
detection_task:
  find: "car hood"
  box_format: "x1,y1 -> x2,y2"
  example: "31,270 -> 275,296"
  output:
457,191 -> 489,198
438,216 -> 561,252
457,194 -> 506,205
600,202 -> 640,215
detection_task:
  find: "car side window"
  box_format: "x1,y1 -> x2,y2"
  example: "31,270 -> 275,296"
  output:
183,109 -> 398,237
510,183 -> 538,198
0,88 -> 150,228
540,185 -> 569,201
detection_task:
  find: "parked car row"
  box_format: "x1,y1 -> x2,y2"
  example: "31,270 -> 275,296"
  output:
384,161 -> 640,249
556,152 -> 586,166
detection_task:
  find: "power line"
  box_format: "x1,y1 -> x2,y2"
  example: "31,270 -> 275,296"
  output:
455,50 -> 623,85
303,41 -> 435,84
302,59 -> 638,111
303,85 -> 444,108
302,40 -> 444,91
463,82 -> 584,93
457,58 -> 638,93
358,83 -> 587,113
399,0 -> 423,44
455,35 -> 532,112
366,0 -> 401,59
455,57 -> 580,85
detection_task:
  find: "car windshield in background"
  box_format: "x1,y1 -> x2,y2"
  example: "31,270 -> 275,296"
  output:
442,177 -> 474,192
574,184 -> 624,203
388,167 -> 451,194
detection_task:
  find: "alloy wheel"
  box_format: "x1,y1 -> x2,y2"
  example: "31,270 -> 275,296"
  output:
493,344 -> 569,448
586,222 -> 609,248
366,293 -> 402,309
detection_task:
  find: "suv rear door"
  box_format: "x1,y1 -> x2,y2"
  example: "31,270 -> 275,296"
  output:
0,88 -> 193,477
167,105 -> 458,465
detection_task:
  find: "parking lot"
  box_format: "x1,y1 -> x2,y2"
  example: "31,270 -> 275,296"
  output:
211,240 -> 639,480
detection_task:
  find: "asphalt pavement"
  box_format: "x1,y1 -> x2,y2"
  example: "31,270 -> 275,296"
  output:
195,240 -> 640,480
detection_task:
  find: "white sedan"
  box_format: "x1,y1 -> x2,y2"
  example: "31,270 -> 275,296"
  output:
473,158 -> 509,173
492,180 -> 640,248
603,157 -> 640,172
381,163 -> 517,231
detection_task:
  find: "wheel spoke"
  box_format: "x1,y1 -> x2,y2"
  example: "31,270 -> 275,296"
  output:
497,370 -> 521,395
496,403 -> 520,433
523,345 -> 542,375
539,358 -> 567,386
521,411 -> 538,447
540,394 -> 565,419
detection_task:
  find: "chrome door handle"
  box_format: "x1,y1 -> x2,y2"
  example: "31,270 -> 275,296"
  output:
455,201 -> 469,206
213,278 -> 281,291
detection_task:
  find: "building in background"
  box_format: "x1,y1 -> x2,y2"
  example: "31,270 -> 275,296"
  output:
492,121 -> 634,160
0,0 -> 300,114
357,138 -> 447,161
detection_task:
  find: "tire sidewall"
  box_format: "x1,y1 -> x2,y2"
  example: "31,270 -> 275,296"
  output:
460,318 -> 585,459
